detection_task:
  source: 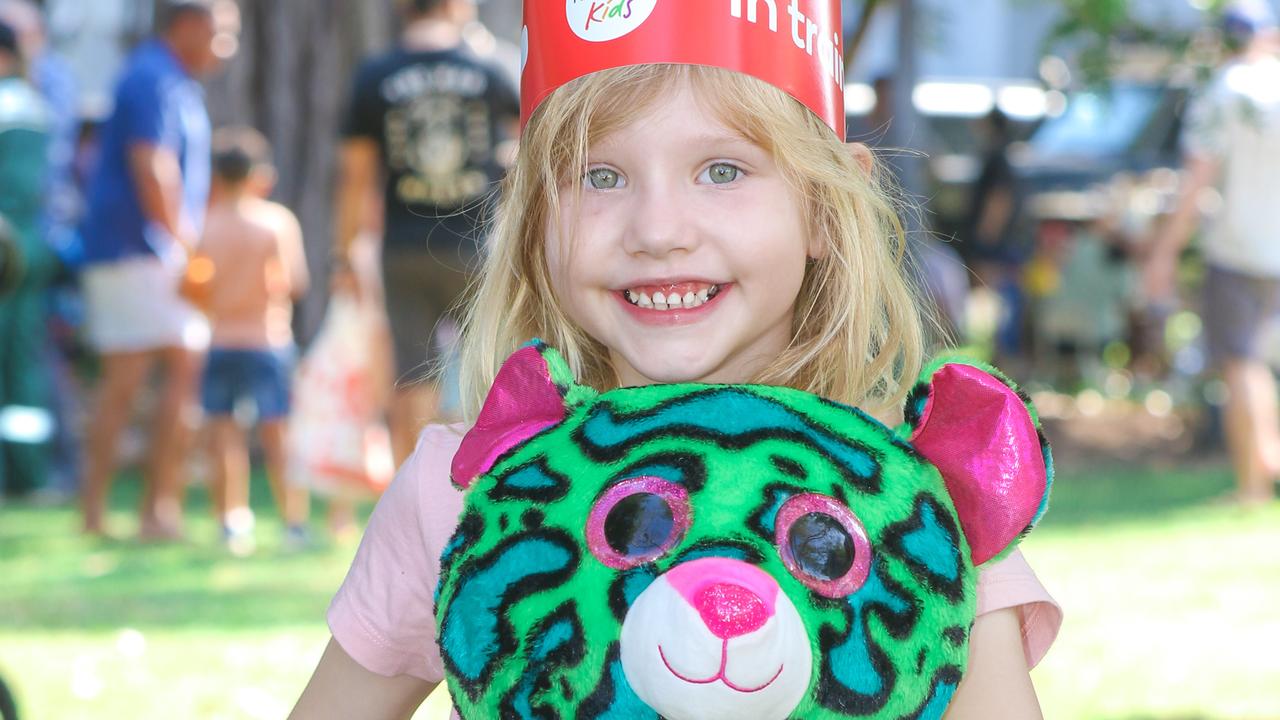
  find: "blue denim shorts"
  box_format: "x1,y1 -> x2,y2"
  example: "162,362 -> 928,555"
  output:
201,347 -> 294,421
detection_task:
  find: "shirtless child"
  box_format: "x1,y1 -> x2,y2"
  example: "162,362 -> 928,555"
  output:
199,127 -> 310,554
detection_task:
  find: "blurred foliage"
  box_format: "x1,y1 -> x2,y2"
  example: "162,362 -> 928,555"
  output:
847,0 -> 1227,86
1045,0 -> 1228,85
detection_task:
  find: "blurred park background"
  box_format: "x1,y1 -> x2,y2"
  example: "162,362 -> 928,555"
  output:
1,0 -> 1279,718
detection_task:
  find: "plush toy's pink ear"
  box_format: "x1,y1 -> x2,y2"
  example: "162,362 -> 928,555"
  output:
450,342 -> 582,489
908,363 -> 1051,566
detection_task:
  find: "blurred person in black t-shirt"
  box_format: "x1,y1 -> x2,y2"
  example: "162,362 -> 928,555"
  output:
334,0 -> 518,464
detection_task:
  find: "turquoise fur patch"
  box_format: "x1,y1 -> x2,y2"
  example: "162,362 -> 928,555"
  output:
580,389 -> 880,481
502,465 -> 561,490
901,501 -> 962,582
440,535 -> 576,683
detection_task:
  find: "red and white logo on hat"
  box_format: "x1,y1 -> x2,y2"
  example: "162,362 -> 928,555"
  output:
522,0 -> 846,138
566,0 -> 660,42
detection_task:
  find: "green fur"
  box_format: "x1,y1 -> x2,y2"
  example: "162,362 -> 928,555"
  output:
436,346 -> 1049,719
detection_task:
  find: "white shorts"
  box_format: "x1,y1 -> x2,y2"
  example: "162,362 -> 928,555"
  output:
82,255 -> 210,353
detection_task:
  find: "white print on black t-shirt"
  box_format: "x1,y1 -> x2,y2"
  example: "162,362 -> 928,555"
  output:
382,63 -> 495,208
380,63 -> 489,104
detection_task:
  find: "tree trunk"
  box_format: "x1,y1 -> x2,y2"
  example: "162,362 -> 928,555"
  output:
199,0 -> 398,341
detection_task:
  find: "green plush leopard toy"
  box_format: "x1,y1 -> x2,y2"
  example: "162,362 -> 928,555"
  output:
436,341 -> 1051,719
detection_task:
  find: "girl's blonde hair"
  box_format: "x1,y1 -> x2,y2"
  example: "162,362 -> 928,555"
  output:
456,64 -> 925,420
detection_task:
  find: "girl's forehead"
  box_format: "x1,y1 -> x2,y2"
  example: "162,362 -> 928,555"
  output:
588,83 -> 759,154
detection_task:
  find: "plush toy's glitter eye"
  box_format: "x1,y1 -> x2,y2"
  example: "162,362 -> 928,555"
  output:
587,477 -> 691,569
604,493 -> 674,557
775,493 -> 872,598
787,513 -> 854,581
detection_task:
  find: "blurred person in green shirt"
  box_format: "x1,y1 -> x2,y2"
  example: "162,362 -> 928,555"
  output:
0,18 -> 53,498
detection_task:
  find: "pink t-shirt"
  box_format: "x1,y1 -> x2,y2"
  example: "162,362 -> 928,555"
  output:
328,424 -> 1063,685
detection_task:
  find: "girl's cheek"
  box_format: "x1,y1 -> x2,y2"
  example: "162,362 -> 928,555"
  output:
543,240 -> 567,287
542,228 -> 577,296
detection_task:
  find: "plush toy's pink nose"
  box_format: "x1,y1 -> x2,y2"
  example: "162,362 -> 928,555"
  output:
694,582 -> 768,639
665,558 -> 779,639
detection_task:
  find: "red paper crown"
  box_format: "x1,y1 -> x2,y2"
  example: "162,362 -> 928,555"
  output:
520,0 -> 846,138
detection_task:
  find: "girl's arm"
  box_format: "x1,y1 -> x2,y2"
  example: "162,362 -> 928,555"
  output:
290,638 -> 434,720
943,607 -> 1044,719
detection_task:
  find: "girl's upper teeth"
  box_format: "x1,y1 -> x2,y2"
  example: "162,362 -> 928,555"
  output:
625,283 -> 719,310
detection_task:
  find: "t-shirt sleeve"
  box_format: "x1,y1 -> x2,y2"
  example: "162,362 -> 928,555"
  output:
489,64 -> 521,122
1181,81 -> 1229,159
975,549 -> 1062,669
342,60 -> 385,141
327,425 -> 466,682
118,73 -> 176,149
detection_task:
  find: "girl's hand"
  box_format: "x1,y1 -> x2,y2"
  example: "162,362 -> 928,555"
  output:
943,607 -> 1044,719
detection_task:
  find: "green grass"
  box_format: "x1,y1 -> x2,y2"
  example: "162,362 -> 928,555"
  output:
1024,463 -> 1280,719
0,475 -> 365,720
2,463 -> 1278,719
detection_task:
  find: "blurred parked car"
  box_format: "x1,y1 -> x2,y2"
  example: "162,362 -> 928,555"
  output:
1016,82 -> 1188,213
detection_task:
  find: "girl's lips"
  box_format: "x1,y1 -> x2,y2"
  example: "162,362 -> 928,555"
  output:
614,283 -> 732,326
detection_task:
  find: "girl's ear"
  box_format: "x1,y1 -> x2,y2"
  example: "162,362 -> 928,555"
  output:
845,141 -> 875,176
804,142 -> 874,261
902,359 -> 1053,566
451,340 -> 596,489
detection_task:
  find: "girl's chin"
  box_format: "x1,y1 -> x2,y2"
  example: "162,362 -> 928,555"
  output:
613,354 -> 725,387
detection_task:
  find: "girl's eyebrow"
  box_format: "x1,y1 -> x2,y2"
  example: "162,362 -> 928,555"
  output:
685,132 -> 758,150
589,129 -> 763,158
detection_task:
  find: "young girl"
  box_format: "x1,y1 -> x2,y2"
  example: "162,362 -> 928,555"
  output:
293,8 -> 1061,719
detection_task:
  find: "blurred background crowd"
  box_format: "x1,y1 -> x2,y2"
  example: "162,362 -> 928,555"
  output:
1,0 -> 1278,718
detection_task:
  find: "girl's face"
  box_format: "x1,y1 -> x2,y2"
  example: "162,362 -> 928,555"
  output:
546,82 -> 819,387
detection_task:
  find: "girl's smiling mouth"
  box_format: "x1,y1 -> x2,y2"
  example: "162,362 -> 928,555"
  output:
622,281 -> 723,310
615,282 -> 731,324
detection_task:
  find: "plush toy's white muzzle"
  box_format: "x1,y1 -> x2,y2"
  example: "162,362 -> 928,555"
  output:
619,558 -> 812,720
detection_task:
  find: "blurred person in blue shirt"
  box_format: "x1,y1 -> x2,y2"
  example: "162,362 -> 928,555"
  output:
0,18 -> 53,498
79,0 -> 236,539
1144,0 -> 1280,507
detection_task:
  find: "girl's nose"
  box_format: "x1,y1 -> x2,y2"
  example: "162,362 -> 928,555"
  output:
621,182 -> 698,257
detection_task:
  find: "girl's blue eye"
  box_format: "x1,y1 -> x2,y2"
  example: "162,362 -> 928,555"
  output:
701,163 -> 741,185
585,167 -> 623,189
